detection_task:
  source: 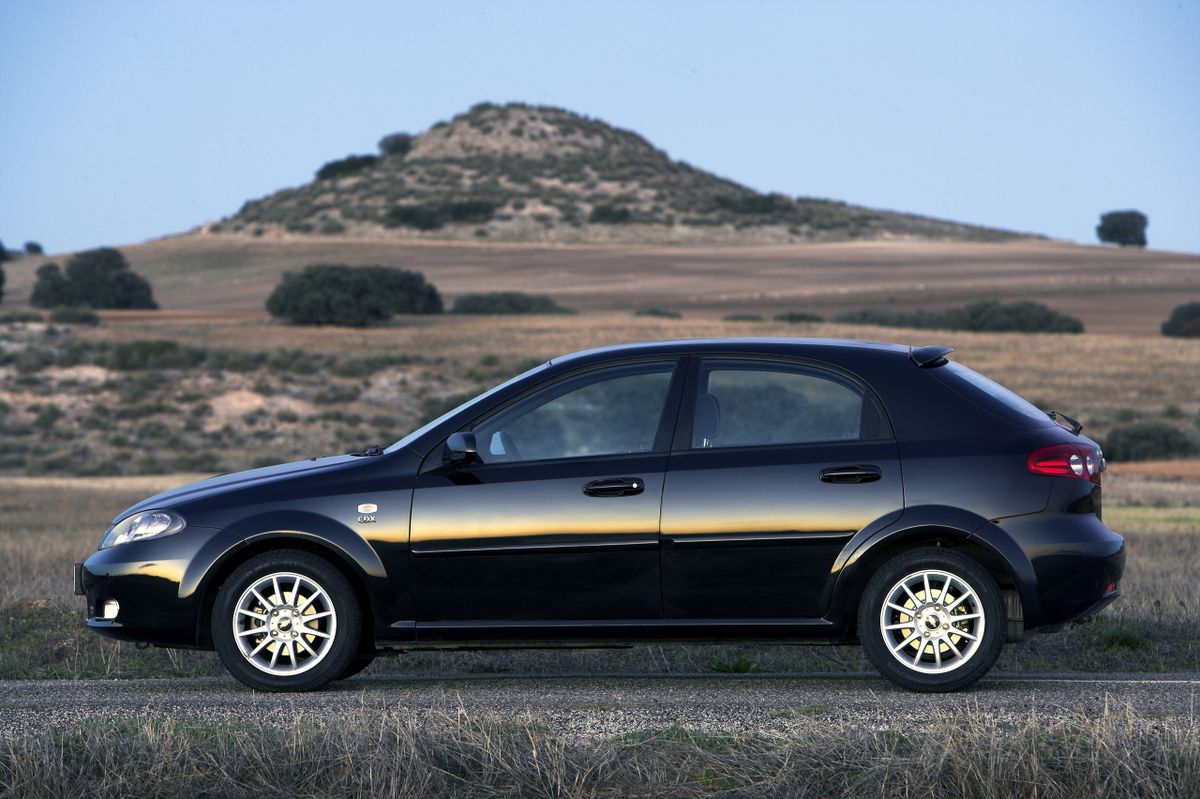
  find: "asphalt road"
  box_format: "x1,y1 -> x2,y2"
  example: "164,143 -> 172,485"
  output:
3,673 -> 1198,739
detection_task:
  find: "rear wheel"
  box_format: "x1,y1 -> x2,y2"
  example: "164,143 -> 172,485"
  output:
213,550 -> 361,692
859,548 -> 1005,692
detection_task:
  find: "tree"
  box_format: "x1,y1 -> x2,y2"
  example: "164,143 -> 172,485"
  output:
1096,210 -> 1148,247
315,154 -> 378,181
1161,302 -> 1200,338
0,239 -> 9,264
0,261 -> 5,304
30,248 -> 157,309
378,132 -> 414,157
24,241 -> 44,255
266,264 -> 442,326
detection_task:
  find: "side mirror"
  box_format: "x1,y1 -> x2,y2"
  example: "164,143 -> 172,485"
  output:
442,431 -> 478,467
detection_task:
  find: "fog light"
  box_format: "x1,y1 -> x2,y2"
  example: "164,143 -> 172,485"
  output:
102,600 -> 119,620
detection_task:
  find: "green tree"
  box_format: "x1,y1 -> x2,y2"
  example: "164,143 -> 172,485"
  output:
1096,210 -> 1148,247
1161,302 -> 1200,338
266,264 -> 442,326
30,249 -> 157,309
0,239 -> 9,263
315,154 -> 379,181
24,241 -> 44,255
0,260 -> 5,304
1104,422 -> 1198,461
378,132 -> 413,157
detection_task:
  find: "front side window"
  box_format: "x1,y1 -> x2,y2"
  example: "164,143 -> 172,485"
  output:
472,361 -> 676,464
692,360 -> 876,449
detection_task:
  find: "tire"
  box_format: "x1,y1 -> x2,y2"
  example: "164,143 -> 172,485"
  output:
337,655 -> 376,681
858,547 -> 1005,693
212,550 -> 361,692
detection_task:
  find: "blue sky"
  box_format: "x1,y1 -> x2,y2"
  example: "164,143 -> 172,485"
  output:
2,1 -> 1198,253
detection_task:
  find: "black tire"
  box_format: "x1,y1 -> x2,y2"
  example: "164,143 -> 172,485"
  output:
858,547 -> 1005,693
212,550 -> 361,692
337,655 -> 376,681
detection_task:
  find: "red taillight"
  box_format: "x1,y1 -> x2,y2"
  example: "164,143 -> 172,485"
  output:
1027,443 -> 1103,484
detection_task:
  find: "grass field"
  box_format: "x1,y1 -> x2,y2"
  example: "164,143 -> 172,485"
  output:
5,235 -> 1200,335
1,470 -> 1196,681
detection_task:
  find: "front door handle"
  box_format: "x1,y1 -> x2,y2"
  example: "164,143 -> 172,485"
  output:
820,465 -> 882,484
583,477 -> 645,497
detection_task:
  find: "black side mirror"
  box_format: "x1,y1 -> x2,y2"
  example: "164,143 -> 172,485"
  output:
442,431 -> 478,467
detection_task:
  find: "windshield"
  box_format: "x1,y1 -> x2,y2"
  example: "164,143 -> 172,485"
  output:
941,362 -> 1051,424
385,361 -> 551,454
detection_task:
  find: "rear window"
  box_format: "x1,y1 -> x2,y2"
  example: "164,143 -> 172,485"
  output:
941,362 -> 1052,424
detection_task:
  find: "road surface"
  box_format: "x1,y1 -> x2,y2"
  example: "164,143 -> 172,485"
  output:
2,673 -> 1197,739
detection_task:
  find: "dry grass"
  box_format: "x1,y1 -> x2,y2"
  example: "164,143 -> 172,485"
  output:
7,236 -> 1200,334
1,705 -> 1196,798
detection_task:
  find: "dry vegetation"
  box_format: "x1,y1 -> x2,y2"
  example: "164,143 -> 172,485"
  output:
5,237 -> 1200,335
2,706 -> 1197,798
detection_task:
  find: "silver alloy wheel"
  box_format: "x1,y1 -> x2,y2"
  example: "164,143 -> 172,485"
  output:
232,571 -> 337,676
878,569 -> 985,674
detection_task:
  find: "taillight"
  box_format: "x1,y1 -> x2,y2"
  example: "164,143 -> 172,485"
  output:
1027,443 -> 1103,484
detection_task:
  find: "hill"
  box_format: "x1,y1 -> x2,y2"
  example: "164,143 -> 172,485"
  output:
208,102 -> 1028,245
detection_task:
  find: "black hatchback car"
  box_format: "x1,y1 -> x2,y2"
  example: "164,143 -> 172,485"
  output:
77,338 -> 1125,692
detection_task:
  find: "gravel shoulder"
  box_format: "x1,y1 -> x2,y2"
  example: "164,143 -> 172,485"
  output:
3,672 -> 1197,740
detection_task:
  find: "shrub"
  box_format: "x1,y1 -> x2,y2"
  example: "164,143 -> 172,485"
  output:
0,239 -> 8,263
723,314 -> 763,322
835,301 -> 1083,333
0,261 -> 4,304
1161,302 -> 1200,338
378,132 -> 414,157
24,241 -> 43,255
0,310 -> 42,323
1104,422 -> 1198,461
267,264 -> 392,326
359,266 -> 443,314
383,201 -> 496,231
30,248 -> 157,309
451,292 -> 575,315
1096,210 -> 1148,247
99,340 -> 203,370
49,306 -> 100,325
714,192 -> 794,216
589,204 -> 633,224
316,154 -> 378,181
774,312 -> 824,323
634,307 -> 682,319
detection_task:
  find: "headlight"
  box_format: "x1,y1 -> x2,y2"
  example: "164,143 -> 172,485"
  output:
101,510 -> 187,548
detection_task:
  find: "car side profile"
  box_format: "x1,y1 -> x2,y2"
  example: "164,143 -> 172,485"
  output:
76,338 -> 1125,692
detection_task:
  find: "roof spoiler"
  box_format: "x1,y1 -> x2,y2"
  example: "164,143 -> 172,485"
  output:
910,344 -> 954,368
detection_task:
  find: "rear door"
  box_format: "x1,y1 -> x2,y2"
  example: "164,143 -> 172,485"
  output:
660,357 -> 903,619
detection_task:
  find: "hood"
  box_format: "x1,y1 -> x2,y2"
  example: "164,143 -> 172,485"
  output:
114,454 -> 369,523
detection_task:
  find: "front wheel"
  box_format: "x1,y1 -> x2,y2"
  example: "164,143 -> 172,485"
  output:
859,548 -> 1005,693
213,550 -> 361,692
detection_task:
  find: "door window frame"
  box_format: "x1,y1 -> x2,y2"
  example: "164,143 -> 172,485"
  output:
420,355 -> 689,472
669,354 -> 894,453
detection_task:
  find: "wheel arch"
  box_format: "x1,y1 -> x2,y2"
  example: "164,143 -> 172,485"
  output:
193,532 -> 377,652
828,506 -> 1029,636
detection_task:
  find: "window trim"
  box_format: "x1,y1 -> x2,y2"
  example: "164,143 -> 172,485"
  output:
670,354 -> 894,453
421,355 -> 688,472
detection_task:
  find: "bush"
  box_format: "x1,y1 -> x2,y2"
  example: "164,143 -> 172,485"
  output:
1096,210 -> 1148,247
589,204 -> 633,224
359,266 -> 443,314
774,312 -> 824,323
0,239 -> 8,263
835,301 -> 1083,333
315,154 -> 378,181
383,201 -> 497,231
1161,302 -> 1200,338
0,261 -> 5,304
1104,422 -> 1198,462
451,292 -> 575,315
723,314 -> 763,322
267,265 -> 392,326
98,340 -> 203,370
30,248 -> 157,309
49,306 -> 100,326
379,132 -> 414,157
24,241 -> 43,255
634,307 -> 682,319
714,192 -> 794,216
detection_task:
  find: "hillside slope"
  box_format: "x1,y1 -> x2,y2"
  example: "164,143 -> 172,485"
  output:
210,102 -> 1028,245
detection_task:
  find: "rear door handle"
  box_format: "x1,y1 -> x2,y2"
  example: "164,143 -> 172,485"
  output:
820,465 -> 882,484
583,477 -> 645,497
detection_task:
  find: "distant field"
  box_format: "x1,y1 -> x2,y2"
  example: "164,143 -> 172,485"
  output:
5,235 -> 1200,334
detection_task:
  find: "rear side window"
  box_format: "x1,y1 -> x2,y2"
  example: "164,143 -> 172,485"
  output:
941,362 -> 1051,424
691,360 -> 887,449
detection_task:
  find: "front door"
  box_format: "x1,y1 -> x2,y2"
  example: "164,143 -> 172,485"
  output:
410,358 -> 685,627
660,357 -> 903,619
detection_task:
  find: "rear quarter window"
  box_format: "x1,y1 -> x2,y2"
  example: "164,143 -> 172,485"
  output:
938,362 -> 1054,426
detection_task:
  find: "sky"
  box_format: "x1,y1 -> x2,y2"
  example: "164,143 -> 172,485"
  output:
2,1 -> 1198,254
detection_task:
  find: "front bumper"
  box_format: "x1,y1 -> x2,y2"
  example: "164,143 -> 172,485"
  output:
77,526 -> 232,647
